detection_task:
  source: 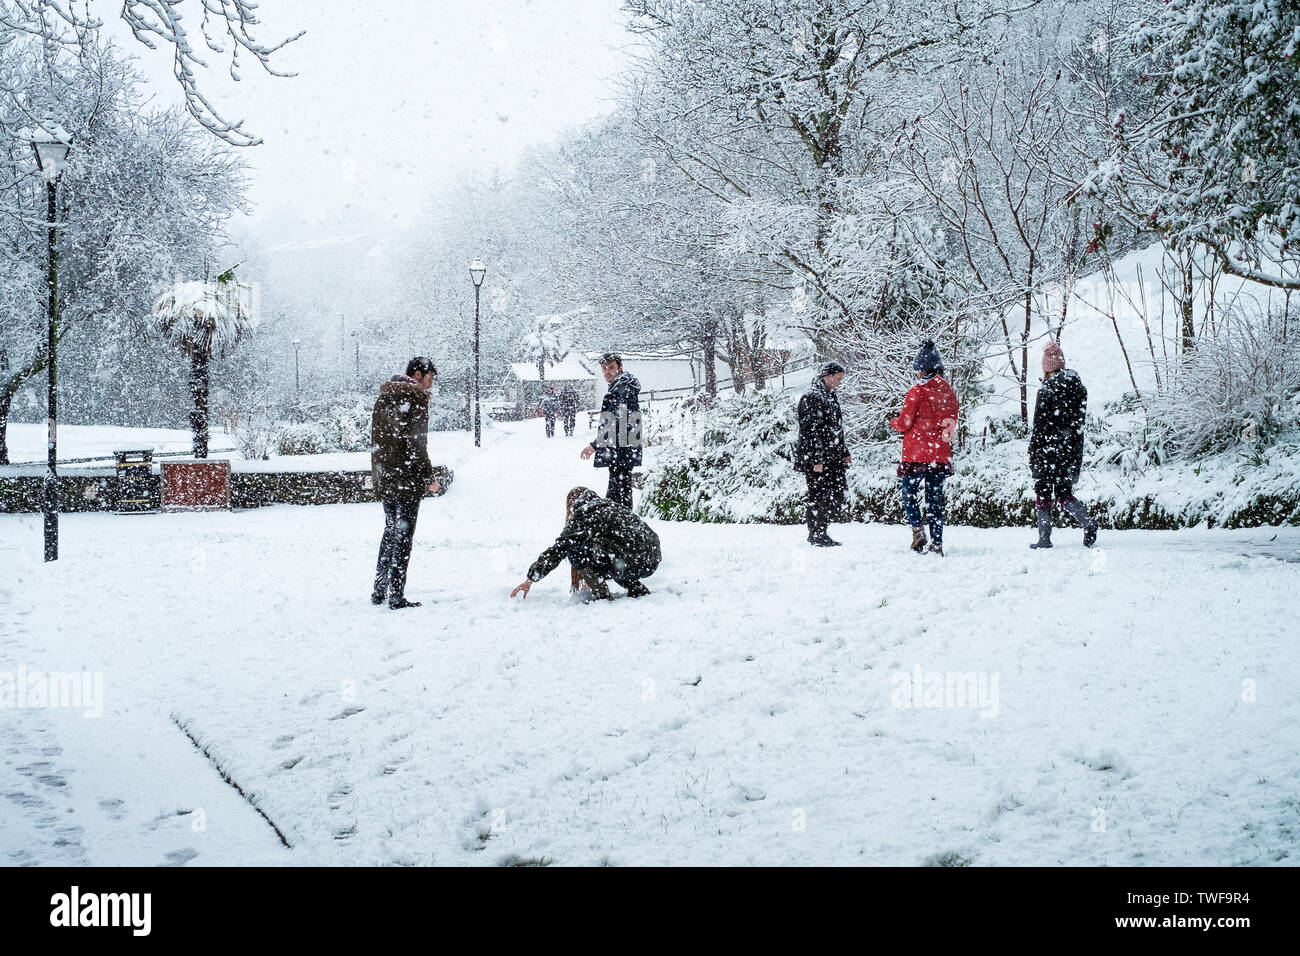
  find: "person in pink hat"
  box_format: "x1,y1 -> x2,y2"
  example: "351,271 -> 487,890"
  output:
1028,340 -> 1099,548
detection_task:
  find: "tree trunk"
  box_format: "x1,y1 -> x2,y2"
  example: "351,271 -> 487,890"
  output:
702,334 -> 718,397
1181,251 -> 1196,354
749,312 -> 768,391
0,388 -> 12,466
1020,257 -> 1034,424
0,349 -> 51,466
190,349 -> 211,458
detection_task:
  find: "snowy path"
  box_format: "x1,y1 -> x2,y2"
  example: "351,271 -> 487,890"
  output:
2,419 -> 1298,865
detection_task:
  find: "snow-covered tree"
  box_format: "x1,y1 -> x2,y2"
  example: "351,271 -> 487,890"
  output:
0,39 -> 248,463
151,265 -> 253,457
0,0 -> 303,146
1080,0 -> 1300,290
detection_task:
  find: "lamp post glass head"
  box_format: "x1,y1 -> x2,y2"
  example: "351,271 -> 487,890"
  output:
469,260 -> 487,288
27,118 -> 72,183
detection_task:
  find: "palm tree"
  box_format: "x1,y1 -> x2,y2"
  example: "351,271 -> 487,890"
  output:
151,265 -> 252,457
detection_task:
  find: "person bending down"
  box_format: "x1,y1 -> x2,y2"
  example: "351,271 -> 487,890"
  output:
511,487 -> 661,601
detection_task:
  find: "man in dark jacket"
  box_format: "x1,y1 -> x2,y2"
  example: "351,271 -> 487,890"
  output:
511,487 -> 662,601
370,357 -> 440,608
579,353 -> 642,509
559,383 -> 580,437
1028,342 -> 1098,549
539,386 -> 560,438
795,361 -> 852,546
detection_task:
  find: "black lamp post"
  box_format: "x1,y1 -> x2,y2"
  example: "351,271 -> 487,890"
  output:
469,259 -> 486,447
28,117 -> 72,563
291,338 -> 301,396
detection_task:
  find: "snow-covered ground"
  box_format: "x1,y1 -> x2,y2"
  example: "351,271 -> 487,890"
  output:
2,419 -> 1298,866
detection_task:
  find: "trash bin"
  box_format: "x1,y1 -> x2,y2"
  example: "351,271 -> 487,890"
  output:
113,448 -> 156,514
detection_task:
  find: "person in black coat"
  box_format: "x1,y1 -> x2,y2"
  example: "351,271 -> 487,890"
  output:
1029,341 -> 1098,548
579,353 -> 642,509
538,386 -> 560,438
559,384 -> 580,437
510,487 -> 662,601
794,361 -> 852,546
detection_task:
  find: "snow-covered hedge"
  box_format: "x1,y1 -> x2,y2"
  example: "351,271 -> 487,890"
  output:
639,391 -> 1300,529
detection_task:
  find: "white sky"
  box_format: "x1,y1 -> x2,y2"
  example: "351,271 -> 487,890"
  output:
104,0 -> 631,242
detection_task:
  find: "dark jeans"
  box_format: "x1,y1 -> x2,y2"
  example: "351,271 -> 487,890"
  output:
804,469 -> 844,539
606,465 -> 634,509
901,473 -> 946,546
544,415 -> 556,438
373,495 -> 421,600
1034,477 -> 1076,509
562,410 -> 576,437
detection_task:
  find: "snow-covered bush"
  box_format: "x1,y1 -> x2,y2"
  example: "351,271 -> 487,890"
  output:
640,391 -> 803,523
428,391 -> 467,432
235,411 -> 275,461
274,422 -> 331,456
326,397 -> 372,453
984,413 -> 1028,445
1148,308 -> 1300,457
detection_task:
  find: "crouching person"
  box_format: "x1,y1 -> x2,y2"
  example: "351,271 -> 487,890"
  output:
511,487 -> 661,601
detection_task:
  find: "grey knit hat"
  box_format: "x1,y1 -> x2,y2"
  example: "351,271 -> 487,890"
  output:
819,360 -> 846,377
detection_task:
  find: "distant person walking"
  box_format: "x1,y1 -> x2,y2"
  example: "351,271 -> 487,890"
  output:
890,340 -> 959,556
559,383 -> 580,437
511,487 -> 661,601
580,353 -> 642,509
1029,341 -> 1099,549
370,356 -> 441,609
795,361 -> 852,547
538,386 -> 560,438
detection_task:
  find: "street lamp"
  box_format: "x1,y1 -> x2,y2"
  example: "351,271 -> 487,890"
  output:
291,338 -> 301,397
469,259 -> 486,447
27,116 -> 72,563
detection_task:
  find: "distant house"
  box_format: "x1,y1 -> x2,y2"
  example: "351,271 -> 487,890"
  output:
501,353 -> 600,419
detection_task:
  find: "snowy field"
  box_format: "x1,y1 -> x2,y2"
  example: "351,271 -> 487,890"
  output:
2,419 -> 1299,866
3,423 -> 239,465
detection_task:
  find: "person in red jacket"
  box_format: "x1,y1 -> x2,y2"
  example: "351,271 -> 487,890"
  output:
890,340 -> 959,556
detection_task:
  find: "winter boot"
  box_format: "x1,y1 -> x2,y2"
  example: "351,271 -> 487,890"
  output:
927,541 -> 944,557
1060,497 -> 1099,547
388,597 -> 422,610
621,580 -> 651,598
575,569 -> 614,601
1029,508 -> 1053,549
910,526 -> 928,553
370,591 -> 386,606
810,533 -> 841,547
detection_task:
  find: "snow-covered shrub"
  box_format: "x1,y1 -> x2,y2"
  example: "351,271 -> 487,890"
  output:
1148,308 -> 1300,457
984,413 -> 1028,445
274,422 -> 331,456
640,391 -> 804,523
325,397 -> 372,453
428,391 -> 467,432
235,410 -> 274,461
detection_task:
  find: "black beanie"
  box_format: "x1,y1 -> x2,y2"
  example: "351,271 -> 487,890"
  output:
912,340 -> 943,375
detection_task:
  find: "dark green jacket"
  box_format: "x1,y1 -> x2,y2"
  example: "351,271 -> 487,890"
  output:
371,376 -> 434,498
527,489 -> 662,582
